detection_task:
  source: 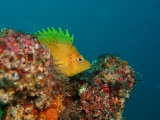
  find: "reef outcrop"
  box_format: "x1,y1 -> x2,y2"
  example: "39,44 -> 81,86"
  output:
0,28 -> 136,120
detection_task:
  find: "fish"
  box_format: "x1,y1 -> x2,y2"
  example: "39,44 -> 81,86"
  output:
36,27 -> 90,77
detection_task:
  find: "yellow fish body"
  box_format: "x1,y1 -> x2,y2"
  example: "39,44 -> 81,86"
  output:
36,28 -> 90,77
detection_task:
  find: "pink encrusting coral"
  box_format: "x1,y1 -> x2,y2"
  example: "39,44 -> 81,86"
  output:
79,54 -> 135,120
0,28 -> 67,119
78,54 -> 136,120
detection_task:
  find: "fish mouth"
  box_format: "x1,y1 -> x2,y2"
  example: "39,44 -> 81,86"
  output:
83,60 -> 91,71
86,62 -> 91,70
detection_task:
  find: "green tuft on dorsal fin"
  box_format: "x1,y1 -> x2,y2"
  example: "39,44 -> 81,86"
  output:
36,27 -> 74,45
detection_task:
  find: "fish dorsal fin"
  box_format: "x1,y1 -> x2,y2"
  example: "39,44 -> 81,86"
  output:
36,27 -> 74,45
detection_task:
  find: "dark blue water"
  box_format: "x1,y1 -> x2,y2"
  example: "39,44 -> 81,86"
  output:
0,0 -> 160,119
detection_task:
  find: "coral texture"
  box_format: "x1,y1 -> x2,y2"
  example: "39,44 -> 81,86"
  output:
0,28 -> 136,120
0,28 -> 67,119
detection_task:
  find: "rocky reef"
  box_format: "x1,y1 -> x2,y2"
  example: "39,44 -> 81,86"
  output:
0,28 -> 68,119
0,28 -> 136,120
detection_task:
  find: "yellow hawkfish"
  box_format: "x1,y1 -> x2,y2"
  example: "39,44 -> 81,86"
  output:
36,28 -> 90,77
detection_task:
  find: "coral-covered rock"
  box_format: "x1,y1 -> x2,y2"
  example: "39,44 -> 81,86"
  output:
5,95 -> 64,120
0,28 -> 67,119
0,28 -> 137,120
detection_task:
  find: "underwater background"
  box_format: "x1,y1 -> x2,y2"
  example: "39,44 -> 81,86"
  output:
0,0 -> 159,120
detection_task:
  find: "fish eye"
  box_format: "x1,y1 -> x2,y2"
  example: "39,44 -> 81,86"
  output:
77,57 -> 83,62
